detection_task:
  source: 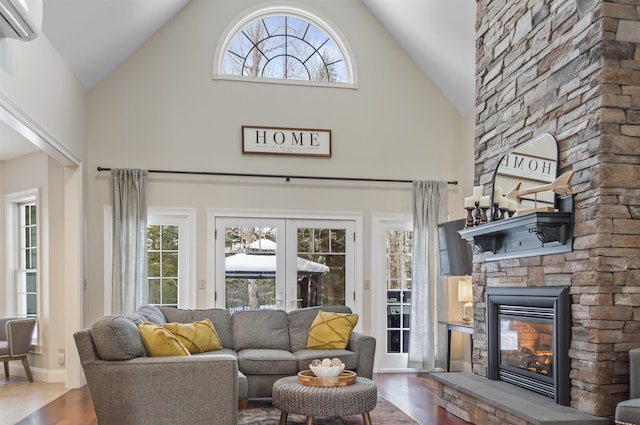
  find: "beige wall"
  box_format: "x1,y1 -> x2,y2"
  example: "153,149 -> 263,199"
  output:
86,0 -> 474,334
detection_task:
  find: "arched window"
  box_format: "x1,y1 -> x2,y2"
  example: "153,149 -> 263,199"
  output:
213,6 -> 357,87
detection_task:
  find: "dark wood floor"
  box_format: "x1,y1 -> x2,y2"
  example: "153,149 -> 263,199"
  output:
16,373 -> 469,425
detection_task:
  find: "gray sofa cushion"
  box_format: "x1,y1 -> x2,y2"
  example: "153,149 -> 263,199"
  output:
89,315 -> 147,360
237,349 -> 298,375
288,305 -> 352,352
158,306 -> 233,349
232,310 -> 290,351
137,305 -> 166,325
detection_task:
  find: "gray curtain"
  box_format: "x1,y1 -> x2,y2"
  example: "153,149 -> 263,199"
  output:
408,180 -> 448,371
111,169 -> 148,314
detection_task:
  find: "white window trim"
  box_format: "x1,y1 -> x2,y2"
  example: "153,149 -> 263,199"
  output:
207,209 -> 363,324
103,206 -> 197,315
212,3 -> 359,89
5,189 -> 41,350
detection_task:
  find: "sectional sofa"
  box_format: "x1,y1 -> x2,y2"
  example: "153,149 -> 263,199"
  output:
74,304 -> 376,425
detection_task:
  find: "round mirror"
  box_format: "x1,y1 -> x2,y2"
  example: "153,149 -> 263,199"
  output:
492,134 -> 558,214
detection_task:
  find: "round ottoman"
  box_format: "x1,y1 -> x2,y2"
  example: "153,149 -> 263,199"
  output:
272,376 -> 377,425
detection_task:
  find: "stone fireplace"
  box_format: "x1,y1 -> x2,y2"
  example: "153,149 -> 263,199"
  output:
465,0 -> 640,420
486,286 -> 571,405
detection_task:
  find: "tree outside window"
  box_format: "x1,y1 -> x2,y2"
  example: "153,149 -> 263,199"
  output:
223,14 -> 348,83
147,225 -> 179,306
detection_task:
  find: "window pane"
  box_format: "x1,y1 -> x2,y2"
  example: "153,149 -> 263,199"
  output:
403,232 -> 413,253
162,253 -> 179,278
29,226 -> 37,246
26,294 -> 37,316
148,252 -> 160,277
147,225 -> 160,250
161,226 -> 179,250
26,272 -> 36,292
387,256 -> 400,278
297,229 -> 312,252
162,279 -> 178,305
330,230 -> 345,252
148,279 -> 161,304
403,256 -> 412,279
387,230 -> 400,253
29,205 -> 36,225
387,330 -> 400,353
313,229 -> 329,252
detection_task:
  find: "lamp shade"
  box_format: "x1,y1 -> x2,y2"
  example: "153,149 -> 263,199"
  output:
458,279 -> 473,302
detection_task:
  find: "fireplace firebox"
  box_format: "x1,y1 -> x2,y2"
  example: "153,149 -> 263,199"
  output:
487,286 -> 570,405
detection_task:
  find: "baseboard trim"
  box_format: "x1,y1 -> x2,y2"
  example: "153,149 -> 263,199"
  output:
7,363 -> 65,383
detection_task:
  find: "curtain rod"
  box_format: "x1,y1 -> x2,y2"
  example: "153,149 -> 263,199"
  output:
97,167 -> 458,185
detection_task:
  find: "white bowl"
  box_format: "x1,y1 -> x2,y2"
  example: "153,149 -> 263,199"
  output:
310,364 -> 345,378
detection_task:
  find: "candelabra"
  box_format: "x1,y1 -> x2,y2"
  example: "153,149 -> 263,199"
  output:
465,206 -> 475,228
480,206 -> 490,224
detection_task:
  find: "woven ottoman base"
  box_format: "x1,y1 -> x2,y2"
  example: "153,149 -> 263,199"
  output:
272,376 -> 377,425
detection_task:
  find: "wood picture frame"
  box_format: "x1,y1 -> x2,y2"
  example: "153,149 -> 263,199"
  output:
242,125 -> 332,157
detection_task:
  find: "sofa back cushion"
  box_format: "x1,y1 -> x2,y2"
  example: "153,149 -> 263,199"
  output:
89,314 -> 148,360
159,307 -> 233,349
137,305 -> 166,325
232,309 -> 290,351
288,305 -> 352,352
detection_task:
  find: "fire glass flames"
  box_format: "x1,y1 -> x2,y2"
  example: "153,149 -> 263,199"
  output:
499,318 -> 553,378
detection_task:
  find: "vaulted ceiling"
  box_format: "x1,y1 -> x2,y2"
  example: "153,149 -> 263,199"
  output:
1,0 -> 476,161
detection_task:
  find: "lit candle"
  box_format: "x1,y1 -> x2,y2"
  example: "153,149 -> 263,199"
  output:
473,185 -> 484,202
479,195 -> 491,208
464,196 -> 475,208
493,186 -> 503,203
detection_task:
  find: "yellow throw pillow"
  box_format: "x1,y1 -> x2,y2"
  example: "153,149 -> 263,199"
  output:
307,311 -> 359,350
139,322 -> 190,357
163,318 -> 223,353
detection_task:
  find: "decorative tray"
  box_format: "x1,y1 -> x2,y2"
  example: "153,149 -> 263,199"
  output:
297,370 -> 357,387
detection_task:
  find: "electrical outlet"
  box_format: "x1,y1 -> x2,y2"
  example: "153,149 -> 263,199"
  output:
363,279 -> 371,289
198,280 -> 206,289
57,348 -> 65,365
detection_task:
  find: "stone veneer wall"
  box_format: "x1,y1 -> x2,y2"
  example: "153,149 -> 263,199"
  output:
474,0 -> 640,418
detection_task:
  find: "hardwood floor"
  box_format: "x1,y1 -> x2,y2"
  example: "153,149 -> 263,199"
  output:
15,373 -> 469,425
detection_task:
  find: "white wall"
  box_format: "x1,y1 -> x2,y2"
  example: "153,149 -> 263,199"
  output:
0,151 -> 67,381
86,0 -> 474,335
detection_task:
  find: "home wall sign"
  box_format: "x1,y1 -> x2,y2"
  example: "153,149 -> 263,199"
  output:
242,125 -> 332,157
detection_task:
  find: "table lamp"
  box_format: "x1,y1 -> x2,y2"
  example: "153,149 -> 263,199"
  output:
458,278 -> 473,323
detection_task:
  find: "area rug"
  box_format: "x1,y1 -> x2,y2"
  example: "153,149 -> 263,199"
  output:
238,394 -> 418,424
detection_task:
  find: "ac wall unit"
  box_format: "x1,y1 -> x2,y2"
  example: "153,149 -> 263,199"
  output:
0,0 -> 42,41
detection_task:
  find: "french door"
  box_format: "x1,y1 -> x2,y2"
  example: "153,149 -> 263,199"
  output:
214,216 -> 355,312
373,215 -> 415,371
